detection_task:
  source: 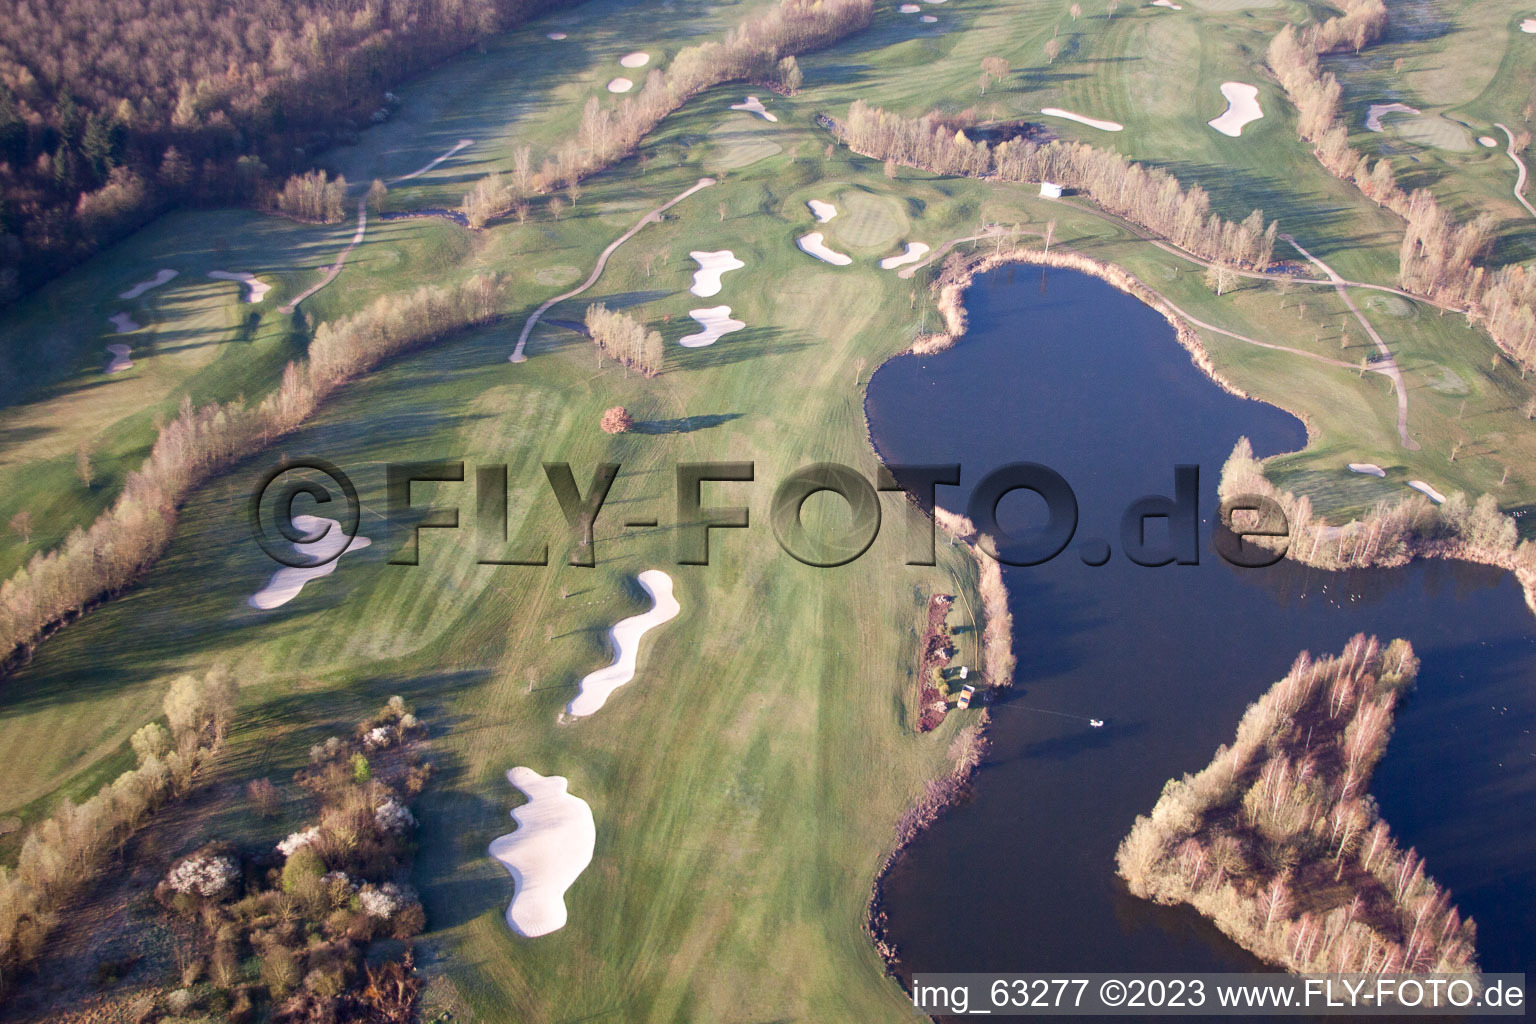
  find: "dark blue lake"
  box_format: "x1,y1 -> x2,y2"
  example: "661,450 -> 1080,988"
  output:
865,265 -> 1536,977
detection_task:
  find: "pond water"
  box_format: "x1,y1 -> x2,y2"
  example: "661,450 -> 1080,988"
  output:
865,265 -> 1536,977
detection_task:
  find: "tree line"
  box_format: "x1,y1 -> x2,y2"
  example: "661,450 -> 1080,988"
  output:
584,302 -> 664,377
0,667 -> 236,997
1265,4 -> 1536,375
839,100 -> 1280,270
458,0 -> 872,226
1218,437 -> 1534,578
0,0 -> 581,304
1118,635 -> 1479,976
0,274 -> 505,672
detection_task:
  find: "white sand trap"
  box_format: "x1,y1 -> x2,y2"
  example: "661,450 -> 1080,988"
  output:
1151,0 -> 1183,8
797,232 -> 852,265
488,767 -> 595,938
119,268 -> 178,300
1365,102 -> 1420,132
248,514 -> 372,609
1347,463 -> 1386,477
688,250 -> 745,297
607,77 -> 634,93
108,312 -> 140,334
566,570 -> 681,715
730,96 -> 778,122
921,14 -> 938,20
208,270 -> 270,303
1480,135 -> 1499,147
105,344 -> 133,373
547,31 -> 567,40
899,3 -> 921,10
620,51 -> 650,68
1522,18 -> 1536,32
807,199 -> 837,222
1040,107 -> 1124,132
1407,480 -> 1446,504
678,305 -> 746,348
880,242 -> 931,270
1207,82 -> 1263,137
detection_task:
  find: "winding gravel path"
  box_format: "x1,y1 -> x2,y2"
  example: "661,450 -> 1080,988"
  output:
1283,235 -> 1416,450
281,198 -> 368,314
509,177 -> 717,363
1495,123 -> 1536,220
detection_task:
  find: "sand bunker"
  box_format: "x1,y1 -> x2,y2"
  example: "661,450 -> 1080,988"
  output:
108,312 -> 140,333
1208,82 -> 1263,137
921,14 -> 938,20
1040,107 -> 1124,132
620,51 -> 650,68
796,232 -> 853,265
1480,135 -> 1499,147
607,77 -> 634,93
105,344 -> 133,373
1407,480 -> 1446,504
208,270 -> 270,303
567,570 -> 681,715
730,96 -> 778,122
899,3 -> 920,9
547,31 -> 567,40
1151,0 -> 1183,8
678,306 -> 746,348
119,269 -> 178,300
488,767 -> 595,938
1522,17 -> 1536,32
1347,463 -> 1386,477
880,242 -> 931,270
1365,102 -> 1419,132
688,250 -> 745,297
807,199 -> 837,222
248,514 -> 372,610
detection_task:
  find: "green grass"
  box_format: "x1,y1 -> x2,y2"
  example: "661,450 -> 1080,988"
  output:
2,0 -> 1536,1020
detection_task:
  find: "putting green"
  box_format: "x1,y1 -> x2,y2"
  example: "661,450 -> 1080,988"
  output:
705,115 -> 784,170
829,189 -> 908,251
1425,366 -> 1472,395
1394,115 -> 1475,152
1363,293 -> 1415,318
533,264 -> 582,286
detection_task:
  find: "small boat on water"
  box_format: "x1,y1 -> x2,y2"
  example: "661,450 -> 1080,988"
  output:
1089,719 -> 1105,728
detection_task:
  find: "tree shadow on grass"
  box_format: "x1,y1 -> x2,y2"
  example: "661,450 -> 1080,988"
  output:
672,326 -> 813,370
632,413 -> 742,434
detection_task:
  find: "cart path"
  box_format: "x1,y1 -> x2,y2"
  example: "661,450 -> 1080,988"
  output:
509,177 -> 717,363
1495,124 -> 1536,220
1282,235 -> 1414,448
281,198 -> 368,314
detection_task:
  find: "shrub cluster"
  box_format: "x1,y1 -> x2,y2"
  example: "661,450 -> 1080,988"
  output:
154,697 -> 430,1023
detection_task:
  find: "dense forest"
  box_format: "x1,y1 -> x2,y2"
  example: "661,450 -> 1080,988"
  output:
1118,636 -> 1480,977
0,0 -> 573,302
